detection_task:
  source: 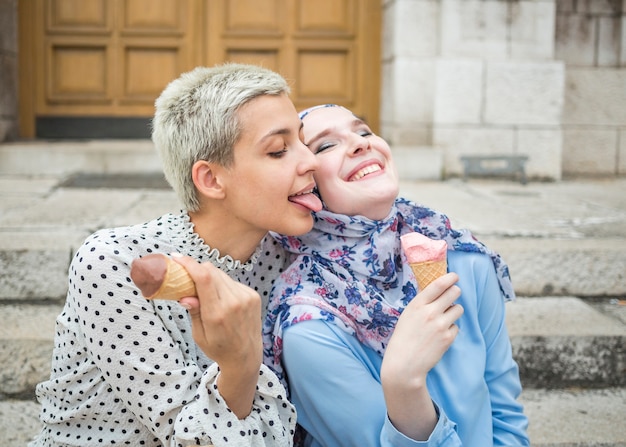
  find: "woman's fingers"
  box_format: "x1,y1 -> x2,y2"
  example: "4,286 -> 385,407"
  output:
170,254 -> 262,366
411,272 -> 461,310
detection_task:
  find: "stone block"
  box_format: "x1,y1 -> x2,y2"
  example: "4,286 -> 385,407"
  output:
597,16 -> 621,66
380,62 -> 393,120
556,0 -> 576,13
434,59 -> 483,124
485,61 -> 564,126
521,388 -> 626,446
0,140 -> 162,175
0,53 -> 17,114
0,400 -> 42,445
433,126 -> 515,176
381,2 -> 394,60
563,68 -> 626,125
440,0 -> 508,59
517,127 -> 562,180
0,188 -> 142,229
0,246 -> 70,300
484,238 -> 626,296
391,145 -> 443,180
580,0 -> 624,14
622,16 -> 626,66
385,58 -> 436,124
619,129 -> 626,174
555,13 -> 596,65
0,0 -> 17,52
510,0 -> 556,60
0,230 -> 84,300
0,304 -> 61,396
384,0 -> 439,59
510,296 -> 626,387
383,124 -> 432,147
562,128 -> 618,175
0,119 -> 17,142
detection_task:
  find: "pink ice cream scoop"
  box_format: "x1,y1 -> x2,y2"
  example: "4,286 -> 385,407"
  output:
400,232 -> 448,289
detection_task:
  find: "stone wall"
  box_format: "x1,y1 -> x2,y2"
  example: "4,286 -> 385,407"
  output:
382,0 -> 626,180
0,0 -> 18,142
557,0 -> 626,175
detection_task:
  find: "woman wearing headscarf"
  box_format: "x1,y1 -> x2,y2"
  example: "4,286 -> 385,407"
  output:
263,105 -> 529,446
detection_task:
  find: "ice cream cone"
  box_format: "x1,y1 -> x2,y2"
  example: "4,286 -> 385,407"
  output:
150,258 -> 196,300
409,258 -> 447,290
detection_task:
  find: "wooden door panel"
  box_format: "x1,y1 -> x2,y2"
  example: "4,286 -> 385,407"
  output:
122,43 -> 185,103
296,45 -> 354,106
225,48 -> 281,73
295,0 -> 355,35
45,40 -> 112,104
46,0 -> 110,31
224,0 -> 284,35
122,0 -> 185,31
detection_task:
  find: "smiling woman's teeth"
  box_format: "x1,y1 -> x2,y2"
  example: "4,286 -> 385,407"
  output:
350,164 -> 381,181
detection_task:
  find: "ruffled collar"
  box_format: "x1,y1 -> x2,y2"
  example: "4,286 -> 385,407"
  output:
169,211 -> 261,272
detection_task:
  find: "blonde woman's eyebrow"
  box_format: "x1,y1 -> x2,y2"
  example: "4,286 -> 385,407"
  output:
260,122 -> 303,142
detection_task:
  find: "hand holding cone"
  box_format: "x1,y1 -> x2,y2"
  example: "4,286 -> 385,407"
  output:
400,232 -> 448,290
130,253 -> 196,300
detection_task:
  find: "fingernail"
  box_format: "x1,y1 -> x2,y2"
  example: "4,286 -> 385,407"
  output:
170,252 -> 183,258
179,302 -> 192,310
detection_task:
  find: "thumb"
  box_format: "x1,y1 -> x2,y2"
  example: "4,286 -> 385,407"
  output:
179,296 -> 200,315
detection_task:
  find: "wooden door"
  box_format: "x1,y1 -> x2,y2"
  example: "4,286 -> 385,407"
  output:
18,0 -> 380,138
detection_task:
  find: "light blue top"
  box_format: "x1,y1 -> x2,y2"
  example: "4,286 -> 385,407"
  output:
281,251 -> 529,446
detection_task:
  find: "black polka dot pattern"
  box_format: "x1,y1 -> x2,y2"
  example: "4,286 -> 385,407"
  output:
29,212 -> 295,446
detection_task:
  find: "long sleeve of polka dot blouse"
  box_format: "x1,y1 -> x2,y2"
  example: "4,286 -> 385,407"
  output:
30,213 -> 296,447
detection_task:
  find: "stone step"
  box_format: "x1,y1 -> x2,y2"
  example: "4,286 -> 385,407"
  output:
506,296 -> 626,389
519,387 -> 626,447
1,297 -> 624,399
3,388 -> 625,446
3,234 -> 625,300
0,140 -> 161,176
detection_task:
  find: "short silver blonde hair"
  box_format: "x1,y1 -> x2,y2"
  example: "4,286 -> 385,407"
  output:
152,63 -> 290,211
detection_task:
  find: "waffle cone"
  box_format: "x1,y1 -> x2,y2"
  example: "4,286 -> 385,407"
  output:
409,259 -> 447,290
151,258 -> 197,300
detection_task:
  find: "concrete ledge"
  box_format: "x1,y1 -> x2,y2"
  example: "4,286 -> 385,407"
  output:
4,236 -> 623,300
2,298 -> 624,397
483,238 -> 626,296
508,297 -> 626,388
0,400 -> 42,446
0,232 -> 83,300
6,388 -> 626,447
0,304 -> 61,396
0,140 -> 161,176
521,388 -> 626,447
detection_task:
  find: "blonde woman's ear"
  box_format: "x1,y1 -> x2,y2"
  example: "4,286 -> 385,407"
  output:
191,160 -> 226,200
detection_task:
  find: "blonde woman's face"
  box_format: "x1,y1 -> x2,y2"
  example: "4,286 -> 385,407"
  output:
302,106 -> 399,220
216,94 -> 322,237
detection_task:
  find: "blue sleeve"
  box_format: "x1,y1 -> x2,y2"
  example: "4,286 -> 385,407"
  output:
474,256 -> 530,446
282,319 -> 462,447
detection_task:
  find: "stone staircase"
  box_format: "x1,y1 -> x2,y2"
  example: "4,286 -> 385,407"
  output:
1,142 -> 625,446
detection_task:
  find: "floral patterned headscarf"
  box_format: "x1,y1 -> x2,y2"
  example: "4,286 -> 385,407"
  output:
262,198 -> 515,386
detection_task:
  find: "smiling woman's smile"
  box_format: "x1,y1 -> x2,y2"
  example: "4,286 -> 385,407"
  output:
349,163 -> 382,182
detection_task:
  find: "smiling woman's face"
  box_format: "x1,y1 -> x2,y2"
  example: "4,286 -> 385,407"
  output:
302,106 -> 400,220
